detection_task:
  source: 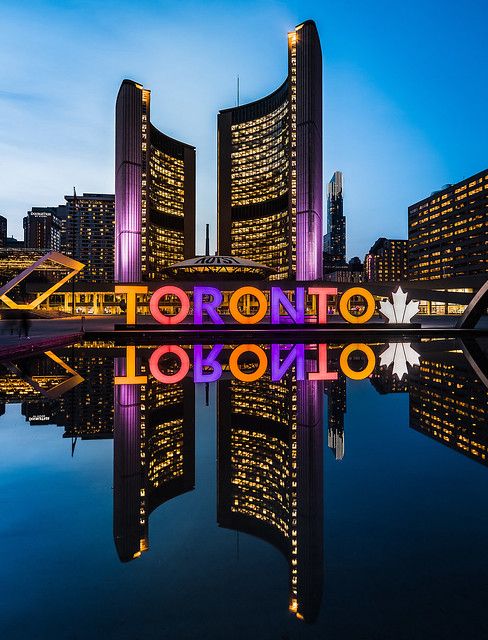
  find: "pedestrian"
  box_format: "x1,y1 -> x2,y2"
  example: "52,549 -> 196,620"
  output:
19,310 -> 31,339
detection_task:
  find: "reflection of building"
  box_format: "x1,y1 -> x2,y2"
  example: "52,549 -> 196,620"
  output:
217,21 -> 322,281
409,351 -> 488,465
408,168 -> 488,283
0,348 -> 114,438
63,193 -> 115,283
115,79 -> 196,282
324,171 -> 346,272
325,374 -> 346,460
217,368 -> 323,622
23,206 -> 66,251
364,238 -> 408,282
113,360 -> 195,562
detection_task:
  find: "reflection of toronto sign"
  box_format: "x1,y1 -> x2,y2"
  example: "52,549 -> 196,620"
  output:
115,284 -> 419,325
115,342 -> 420,386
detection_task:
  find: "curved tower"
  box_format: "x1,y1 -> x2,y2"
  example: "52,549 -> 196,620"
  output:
115,80 -> 196,282
217,20 -> 323,281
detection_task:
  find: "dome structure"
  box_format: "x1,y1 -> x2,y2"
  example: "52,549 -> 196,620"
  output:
162,255 -> 276,280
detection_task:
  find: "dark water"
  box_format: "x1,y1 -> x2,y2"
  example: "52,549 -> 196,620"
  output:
0,339 -> 487,639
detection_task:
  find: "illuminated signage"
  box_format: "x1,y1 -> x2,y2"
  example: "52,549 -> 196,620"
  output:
114,342 -> 419,386
115,284 -> 418,326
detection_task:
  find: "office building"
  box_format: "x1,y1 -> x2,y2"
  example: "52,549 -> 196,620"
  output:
115,79 -> 196,282
23,206 -> 66,250
364,238 -> 408,282
63,193 -> 115,283
408,168 -> 488,282
324,171 -> 346,271
217,20 -> 323,281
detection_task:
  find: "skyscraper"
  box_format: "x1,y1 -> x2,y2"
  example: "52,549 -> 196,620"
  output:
63,193 -> 115,283
323,171 -> 346,271
115,79 -> 196,282
217,20 -> 323,281
23,206 -> 65,250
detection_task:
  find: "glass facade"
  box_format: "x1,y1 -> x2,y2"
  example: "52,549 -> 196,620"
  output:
218,21 -> 323,282
115,80 -> 195,283
408,169 -> 488,281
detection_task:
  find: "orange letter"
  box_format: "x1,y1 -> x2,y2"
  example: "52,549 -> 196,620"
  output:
228,344 -> 267,382
308,287 -> 338,323
229,286 -> 268,324
114,346 -> 148,385
339,287 -> 376,324
150,286 -> 190,325
339,343 -> 376,380
149,345 -> 190,384
115,285 -> 148,325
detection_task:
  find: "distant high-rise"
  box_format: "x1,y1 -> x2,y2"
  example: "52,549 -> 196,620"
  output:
0,216 -> 7,247
23,206 -> 66,250
217,20 -> 323,281
63,193 -> 114,283
364,237 -> 408,282
115,79 -> 196,282
324,171 -> 346,271
408,168 -> 488,283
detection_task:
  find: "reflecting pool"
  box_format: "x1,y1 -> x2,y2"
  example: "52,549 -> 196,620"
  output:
0,339 -> 487,639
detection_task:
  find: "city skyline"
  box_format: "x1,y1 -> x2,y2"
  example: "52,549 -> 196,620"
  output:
2,0 -> 487,258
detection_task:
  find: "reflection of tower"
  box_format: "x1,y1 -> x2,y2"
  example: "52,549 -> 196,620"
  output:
325,374 -> 346,460
113,358 -> 195,562
217,369 -> 323,622
409,352 -> 488,465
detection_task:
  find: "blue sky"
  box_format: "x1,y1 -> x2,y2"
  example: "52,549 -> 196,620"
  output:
1,0 -> 487,258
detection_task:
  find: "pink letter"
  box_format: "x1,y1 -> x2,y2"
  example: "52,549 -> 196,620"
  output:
308,344 -> 338,380
149,346 -> 190,383
308,287 -> 338,323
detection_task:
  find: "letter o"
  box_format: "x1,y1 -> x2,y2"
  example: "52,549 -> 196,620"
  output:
339,287 -> 376,324
229,287 -> 268,324
150,286 -> 190,325
340,343 -> 376,380
149,346 -> 190,383
228,344 -> 267,382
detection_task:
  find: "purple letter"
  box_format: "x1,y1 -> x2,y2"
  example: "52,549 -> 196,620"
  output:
193,286 -> 224,325
194,345 -> 224,382
271,344 -> 305,381
270,287 -> 305,324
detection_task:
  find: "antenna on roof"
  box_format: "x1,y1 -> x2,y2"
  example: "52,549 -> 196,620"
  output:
205,223 -> 210,256
236,75 -> 240,107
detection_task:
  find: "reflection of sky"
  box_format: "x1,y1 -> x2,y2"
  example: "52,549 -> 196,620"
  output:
1,378 -> 488,638
1,0 -> 488,257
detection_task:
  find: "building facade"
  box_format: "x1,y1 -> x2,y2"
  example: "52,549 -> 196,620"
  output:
364,238 -> 408,282
115,79 -> 196,282
217,20 -> 323,281
324,171 -> 346,272
62,193 -> 115,283
23,206 -> 65,250
408,168 -> 488,282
